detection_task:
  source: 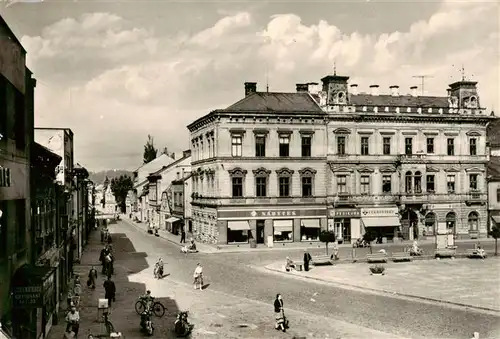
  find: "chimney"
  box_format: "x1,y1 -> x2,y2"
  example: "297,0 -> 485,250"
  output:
390,85 -> 399,96
350,84 -> 358,95
410,86 -> 418,97
369,85 -> 379,96
182,149 -> 191,158
163,147 -> 169,155
176,172 -> 180,180
244,82 -> 257,97
307,82 -> 319,94
296,83 -> 308,92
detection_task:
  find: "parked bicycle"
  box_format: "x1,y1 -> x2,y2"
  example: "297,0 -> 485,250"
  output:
135,296 -> 166,317
102,312 -> 115,335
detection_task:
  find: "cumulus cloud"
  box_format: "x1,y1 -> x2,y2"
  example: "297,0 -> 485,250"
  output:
23,2 -> 499,170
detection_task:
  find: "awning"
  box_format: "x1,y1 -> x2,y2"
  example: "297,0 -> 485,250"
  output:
227,221 -> 250,231
301,219 -> 320,228
492,216 -> 500,223
273,220 -> 293,228
362,216 -> 400,228
165,217 -> 180,223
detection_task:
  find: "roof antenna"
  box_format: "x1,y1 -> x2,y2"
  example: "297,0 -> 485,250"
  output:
461,64 -> 466,81
333,59 -> 337,76
266,61 -> 269,93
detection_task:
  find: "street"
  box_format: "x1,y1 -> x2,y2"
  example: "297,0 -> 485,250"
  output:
118,220 -> 500,338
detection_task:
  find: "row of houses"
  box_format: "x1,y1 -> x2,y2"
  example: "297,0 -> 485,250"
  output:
0,17 -> 94,339
131,72 -> 499,248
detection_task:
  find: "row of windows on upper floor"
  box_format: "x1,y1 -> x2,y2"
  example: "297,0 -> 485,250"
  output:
333,172 -> 482,195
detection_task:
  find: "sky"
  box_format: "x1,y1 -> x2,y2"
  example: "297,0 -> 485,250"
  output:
2,0 -> 499,171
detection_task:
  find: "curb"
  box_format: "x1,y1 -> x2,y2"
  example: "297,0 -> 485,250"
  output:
263,265 -> 500,315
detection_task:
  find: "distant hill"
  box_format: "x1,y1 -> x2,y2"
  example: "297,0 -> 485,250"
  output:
89,170 -> 133,185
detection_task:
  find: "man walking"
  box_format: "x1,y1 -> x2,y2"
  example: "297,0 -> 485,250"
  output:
274,294 -> 286,332
88,266 -> 98,289
180,226 -> 186,244
103,276 -> 116,307
303,251 -> 312,272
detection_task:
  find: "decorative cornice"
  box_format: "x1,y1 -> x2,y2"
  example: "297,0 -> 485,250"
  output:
402,131 -> 417,135
423,130 -> 439,135
379,131 -> 396,135
380,166 -> 396,173
253,129 -> 269,135
426,166 -> 440,172
466,130 -> 481,136
277,129 -> 292,135
229,128 -> 246,135
298,167 -> 318,176
253,167 -> 271,176
357,130 -> 373,135
465,167 -> 485,173
333,128 -> 351,134
330,166 -> 354,173
444,131 -> 459,136
358,167 -> 374,173
227,167 -> 247,176
444,167 -> 460,172
299,129 -> 315,135
276,168 -> 294,176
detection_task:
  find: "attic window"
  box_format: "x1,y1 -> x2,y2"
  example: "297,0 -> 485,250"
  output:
417,108 -> 422,114
362,106 -> 367,112
428,108 -> 432,113
438,108 -> 443,114
395,107 -> 400,113
407,107 -> 411,113
385,107 -> 389,112
374,107 -> 378,113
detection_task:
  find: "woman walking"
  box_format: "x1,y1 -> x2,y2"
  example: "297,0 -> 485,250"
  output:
274,294 -> 286,332
193,263 -> 203,290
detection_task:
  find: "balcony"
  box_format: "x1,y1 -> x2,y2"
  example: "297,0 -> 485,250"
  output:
465,191 -> 486,205
328,154 -> 397,164
191,195 -> 326,207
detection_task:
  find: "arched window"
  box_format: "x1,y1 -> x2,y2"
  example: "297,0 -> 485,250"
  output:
446,212 -> 456,233
468,212 -> 479,231
424,212 -> 436,235
414,171 -> 422,193
405,171 -> 413,193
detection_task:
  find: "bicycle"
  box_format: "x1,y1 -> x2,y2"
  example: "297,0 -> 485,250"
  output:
135,297 -> 166,317
102,312 -> 115,335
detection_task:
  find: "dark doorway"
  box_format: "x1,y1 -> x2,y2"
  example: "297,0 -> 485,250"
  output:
401,208 -> 419,240
256,220 -> 265,244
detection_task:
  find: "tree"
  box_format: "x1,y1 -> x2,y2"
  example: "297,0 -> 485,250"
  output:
319,230 -> 336,255
110,175 -> 133,213
488,225 -> 500,256
143,135 -> 158,164
363,230 -> 378,254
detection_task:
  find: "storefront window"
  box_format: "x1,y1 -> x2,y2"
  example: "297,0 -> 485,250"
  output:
273,220 -> 293,242
227,221 -> 250,243
334,218 -> 351,242
300,219 -> 320,241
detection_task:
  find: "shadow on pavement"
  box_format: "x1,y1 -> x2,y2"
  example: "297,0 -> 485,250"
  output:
47,231 -> 181,339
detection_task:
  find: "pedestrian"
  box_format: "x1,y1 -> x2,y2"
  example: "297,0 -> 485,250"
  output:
99,247 -> 108,274
65,306 -> 80,337
193,263 -> 203,290
103,276 -> 116,307
100,223 -> 105,243
107,253 -> 114,279
180,226 -> 186,244
303,251 -> 312,272
88,266 -> 98,289
274,294 -> 286,332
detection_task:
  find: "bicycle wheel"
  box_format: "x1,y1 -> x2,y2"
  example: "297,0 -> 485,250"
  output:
152,302 -> 165,317
135,300 -> 146,315
105,320 -> 115,335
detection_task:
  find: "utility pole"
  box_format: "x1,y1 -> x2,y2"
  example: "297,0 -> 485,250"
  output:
412,75 -> 434,95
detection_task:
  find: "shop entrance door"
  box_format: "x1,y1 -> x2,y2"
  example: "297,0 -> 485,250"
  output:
256,220 -> 265,244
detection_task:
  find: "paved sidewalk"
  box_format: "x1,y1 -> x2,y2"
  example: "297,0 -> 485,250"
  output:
265,258 -> 500,313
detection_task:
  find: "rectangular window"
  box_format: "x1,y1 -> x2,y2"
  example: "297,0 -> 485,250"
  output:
255,177 -> 267,197
360,137 -> 369,155
279,177 -> 290,197
469,174 -> 478,190
337,175 -> 347,193
382,137 -> 391,155
301,136 -> 312,157
360,175 -> 370,194
497,188 -> 500,202
15,199 -> 26,249
231,177 -> 243,198
279,135 -> 290,157
300,219 -> 320,241
426,175 -> 435,193
447,138 -> 454,156
469,138 -> 477,156
231,135 -> 242,157
426,137 -> 434,154
382,175 -> 392,193
337,136 -> 346,155
255,136 -> 266,157
227,221 -> 249,244
273,220 -> 293,242
301,177 -> 313,197
447,175 -> 456,193
405,138 -> 413,155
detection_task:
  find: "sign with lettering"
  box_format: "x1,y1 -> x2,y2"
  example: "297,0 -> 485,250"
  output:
218,208 -> 326,220
329,208 -> 361,218
0,167 -> 11,187
361,207 -> 399,217
13,286 -> 43,307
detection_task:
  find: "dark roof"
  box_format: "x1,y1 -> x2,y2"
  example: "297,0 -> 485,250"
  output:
350,94 -> 448,108
225,92 -> 323,113
487,118 -> 500,146
488,156 -> 500,179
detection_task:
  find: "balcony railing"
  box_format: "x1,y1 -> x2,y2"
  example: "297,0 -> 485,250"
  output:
191,195 -> 326,206
328,154 -> 487,163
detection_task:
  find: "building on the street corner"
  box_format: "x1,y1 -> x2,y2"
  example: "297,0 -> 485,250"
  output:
146,150 -> 191,234
322,73 -> 493,242
130,152 -> 176,223
487,118 -> 500,235
0,15 -> 37,338
187,82 -> 328,245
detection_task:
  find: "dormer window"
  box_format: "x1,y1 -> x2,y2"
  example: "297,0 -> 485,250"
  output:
384,107 -> 389,112
428,108 -> 432,113
469,96 -> 478,108
374,107 -> 378,113
362,106 -> 367,112
417,108 -> 422,114
395,107 -> 400,113
438,108 -> 443,114
407,107 -> 411,113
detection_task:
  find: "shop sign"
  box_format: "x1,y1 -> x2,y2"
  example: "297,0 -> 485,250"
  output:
218,208 -> 326,220
361,207 -> 399,217
0,167 -> 11,187
329,208 -> 360,218
13,285 -> 43,307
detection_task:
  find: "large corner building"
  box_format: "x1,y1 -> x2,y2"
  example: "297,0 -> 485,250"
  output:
187,72 -> 494,246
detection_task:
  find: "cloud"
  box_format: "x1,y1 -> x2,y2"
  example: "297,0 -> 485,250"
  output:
23,1 -> 499,170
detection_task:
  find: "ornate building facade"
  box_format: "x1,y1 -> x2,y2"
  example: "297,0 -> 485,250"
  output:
187,74 -> 493,246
